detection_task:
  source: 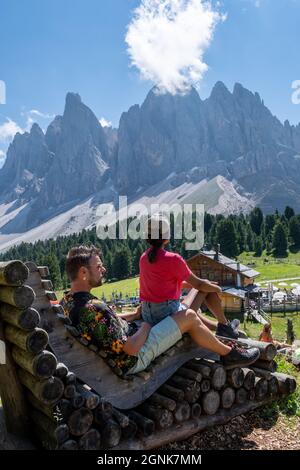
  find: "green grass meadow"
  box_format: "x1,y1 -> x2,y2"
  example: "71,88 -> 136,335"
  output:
57,276 -> 140,301
238,251 -> 300,284
57,251 -> 300,300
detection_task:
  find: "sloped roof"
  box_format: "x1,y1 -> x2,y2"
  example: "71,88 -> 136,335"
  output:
187,250 -> 260,279
221,287 -> 247,299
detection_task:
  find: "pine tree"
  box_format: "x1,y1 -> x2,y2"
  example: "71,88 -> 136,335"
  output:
236,221 -> 247,253
254,236 -> 263,257
132,242 -> 145,276
216,219 -> 239,258
272,222 -> 288,257
265,239 -> 272,255
284,206 -> 295,221
246,224 -> 254,251
289,216 -> 300,248
249,207 -> 263,236
204,213 -> 213,235
45,253 -> 62,290
62,272 -> 69,290
209,221 -> 218,248
263,214 -> 276,244
112,248 -> 132,280
104,252 -> 113,281
280,214 -> 288,227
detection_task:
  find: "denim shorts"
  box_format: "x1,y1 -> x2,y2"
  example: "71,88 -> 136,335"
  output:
127,315 -> 183,375
141,299 -> 186,326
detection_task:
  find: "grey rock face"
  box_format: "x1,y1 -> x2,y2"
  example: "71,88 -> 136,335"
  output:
117,87 -> 207,194
45,115 -> 63,154
116,82 -> 300,211
35,92 -> 110,207
0,123 -> 53,200
1,81 -> 300,227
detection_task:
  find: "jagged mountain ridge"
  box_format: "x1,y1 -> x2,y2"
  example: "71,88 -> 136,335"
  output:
117,82 -> 300,205
0,81 -> 300,251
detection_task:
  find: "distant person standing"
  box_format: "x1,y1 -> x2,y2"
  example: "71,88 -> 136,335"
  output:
259,323 -> 290,350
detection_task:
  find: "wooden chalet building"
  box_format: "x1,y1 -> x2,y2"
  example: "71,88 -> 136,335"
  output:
186,245 -> 260,315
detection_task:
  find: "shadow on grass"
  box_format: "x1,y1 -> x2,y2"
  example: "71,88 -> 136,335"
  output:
289,246 -> 300,255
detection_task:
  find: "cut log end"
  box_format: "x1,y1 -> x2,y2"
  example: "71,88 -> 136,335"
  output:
67,407 -> 94,437
0,261 -> 29,286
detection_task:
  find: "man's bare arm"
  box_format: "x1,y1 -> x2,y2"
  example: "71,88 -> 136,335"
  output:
118,305 -> 141,322
123,322 -> 151,356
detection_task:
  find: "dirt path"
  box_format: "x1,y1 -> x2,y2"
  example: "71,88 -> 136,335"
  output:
161,409 -> 300,451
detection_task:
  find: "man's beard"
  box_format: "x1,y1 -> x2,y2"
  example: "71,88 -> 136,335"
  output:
90,276 -> 103,288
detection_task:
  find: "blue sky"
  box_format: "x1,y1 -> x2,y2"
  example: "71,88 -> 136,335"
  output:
0,0 -> 299,167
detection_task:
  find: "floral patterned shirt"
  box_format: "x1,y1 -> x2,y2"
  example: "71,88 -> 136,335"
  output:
60,291 -> 138,376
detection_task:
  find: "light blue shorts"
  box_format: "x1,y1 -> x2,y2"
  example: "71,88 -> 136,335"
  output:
141,299 -> 186,326
128,315 -> 183,375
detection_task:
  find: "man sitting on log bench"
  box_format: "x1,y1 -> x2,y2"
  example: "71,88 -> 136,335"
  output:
60,246 -> 260,378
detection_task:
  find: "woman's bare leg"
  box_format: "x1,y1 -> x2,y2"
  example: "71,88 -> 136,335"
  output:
197,313 -> 218,331
204,292 -> 227,325
182,289 -> 227,326
172,308 -> 231,356
181,290 -> 217,330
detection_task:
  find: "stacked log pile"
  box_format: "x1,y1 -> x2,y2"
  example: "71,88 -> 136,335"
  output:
0,260 -> 297,451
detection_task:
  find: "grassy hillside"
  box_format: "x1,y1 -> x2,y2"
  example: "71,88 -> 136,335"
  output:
57,276 -> 140,301
56,251 -> 300,300
238,251 -> 300,284
242,314 -> 300,342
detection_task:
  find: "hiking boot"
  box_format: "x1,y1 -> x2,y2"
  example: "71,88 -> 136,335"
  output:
229,319 -> 248,338
237,329 -> 248,339
221,343 -> 260,369
216,321 -> 239,339
230,319 -> 240,331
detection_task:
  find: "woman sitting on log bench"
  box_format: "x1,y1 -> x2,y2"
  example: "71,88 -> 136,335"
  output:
60,245 -> 260,378
139,214 -> 240,339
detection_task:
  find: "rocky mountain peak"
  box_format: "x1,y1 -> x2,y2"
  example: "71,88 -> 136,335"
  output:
210,80 -> 231,99
1,80 -> 300,241
30,122 -> 43,134
65,91 -> 82,108
0,121 -> 53,200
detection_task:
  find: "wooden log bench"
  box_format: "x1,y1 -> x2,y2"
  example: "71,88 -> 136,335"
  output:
0,260 -> 297,450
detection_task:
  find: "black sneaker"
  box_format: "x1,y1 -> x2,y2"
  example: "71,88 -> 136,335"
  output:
228,319 -> 248,338
237,329 -> 248,339
221,343 -> 260,369
230,319 -> 240,331
216,321 -> 239,339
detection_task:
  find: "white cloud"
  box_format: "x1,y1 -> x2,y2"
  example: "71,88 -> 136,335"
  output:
125,0 -> 225,95
28,109 -> 54,118
0,118 -> 23,142
21,109 -> 55,131
99,117 -> 112,128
